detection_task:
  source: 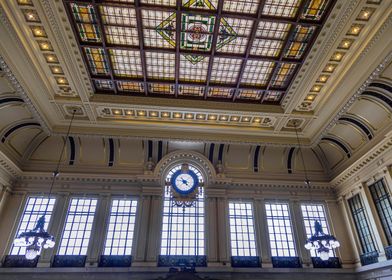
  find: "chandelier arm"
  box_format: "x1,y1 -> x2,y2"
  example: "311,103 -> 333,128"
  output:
294,123 -> 313,202
46,109 -> 77,202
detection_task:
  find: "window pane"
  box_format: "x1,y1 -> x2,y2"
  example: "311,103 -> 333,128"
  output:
103,199 -> 138,255
160,165 -> 204,256
348,194 -> 377,253
229,202 -> 257,256
57,198 -> 97,255
369,180 -> 392,245
10,197 -> 56,255
265,202 -> 297,257
301,203 -> 334,257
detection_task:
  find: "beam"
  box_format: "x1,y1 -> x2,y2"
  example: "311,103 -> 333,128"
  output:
203,0 -> 224,100
134,0 -> 149,95
232,0 -> 267,102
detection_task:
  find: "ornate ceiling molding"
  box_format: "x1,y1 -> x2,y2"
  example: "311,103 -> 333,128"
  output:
0,55 -> 50,135
331,131 -> 392,191
312,50 -> 392,147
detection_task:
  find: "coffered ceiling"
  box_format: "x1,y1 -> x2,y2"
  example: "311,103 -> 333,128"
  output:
0,0 -> 391,145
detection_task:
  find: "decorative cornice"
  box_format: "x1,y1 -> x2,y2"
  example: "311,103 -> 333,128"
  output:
331,132 -> 392,189
282,0 -> 360,109
0,149 -> 22,185
0,5 -> 51,136
312,17 -> 392,146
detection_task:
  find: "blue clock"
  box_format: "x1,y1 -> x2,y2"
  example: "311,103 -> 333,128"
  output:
170,169 -> 199,195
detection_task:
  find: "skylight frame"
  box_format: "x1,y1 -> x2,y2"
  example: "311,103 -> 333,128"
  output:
64,0 -> 335,105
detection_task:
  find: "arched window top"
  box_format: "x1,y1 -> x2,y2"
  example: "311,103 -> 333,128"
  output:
165,163 -> 204,184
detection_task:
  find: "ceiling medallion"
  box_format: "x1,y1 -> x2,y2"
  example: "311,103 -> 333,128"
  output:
165,163 -> 204,208
156,0 -> 237,64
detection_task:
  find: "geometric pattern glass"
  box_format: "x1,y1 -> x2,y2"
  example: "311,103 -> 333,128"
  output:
229,202 -> 257,257
103,199 -> 138,255
65,0 -> 334,104
160,164 -> 205,256
265,202 -> 297,257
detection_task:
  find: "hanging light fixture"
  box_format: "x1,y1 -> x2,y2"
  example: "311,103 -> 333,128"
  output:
294,122 -> 341,261
14,110 -> 76,260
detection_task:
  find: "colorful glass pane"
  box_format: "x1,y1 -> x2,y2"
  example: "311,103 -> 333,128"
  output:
208,88 -> 234,98
179,86 -> 205,97
284,25 -> 315,59
301,0 -> 329,21
117,81 -> 144,92
148,83 -> 175,94
271,63 -> 297,88
263,91 -> 283,102
84,47 -> 109,75
94,80 -> 114,90
237,90 -> 263,101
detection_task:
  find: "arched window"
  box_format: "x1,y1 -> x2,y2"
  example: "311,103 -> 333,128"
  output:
160,164 -> 205,256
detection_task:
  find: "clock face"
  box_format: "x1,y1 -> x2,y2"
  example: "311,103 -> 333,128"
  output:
170,169 -> 199,195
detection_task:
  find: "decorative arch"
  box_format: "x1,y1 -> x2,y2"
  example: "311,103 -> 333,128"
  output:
338,116 -> 373,140
1,121 -> 41,143
154,150 -> 216,187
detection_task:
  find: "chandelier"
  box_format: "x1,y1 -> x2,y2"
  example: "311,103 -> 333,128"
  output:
14,110 -> 76,260
304,220 -> 341,261
294,122 -> 341,261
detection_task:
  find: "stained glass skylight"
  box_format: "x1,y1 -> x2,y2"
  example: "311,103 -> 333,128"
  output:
65,0 -> 334,104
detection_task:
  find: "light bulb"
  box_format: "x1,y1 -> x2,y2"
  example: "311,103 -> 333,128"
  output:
304,242 -> 312,250
334,240 -> 340,248
25,248 -> 39,260
319,251 -> 330,261
321,240 -> 327,246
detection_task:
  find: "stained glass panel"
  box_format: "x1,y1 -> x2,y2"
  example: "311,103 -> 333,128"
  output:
301,0 -> 329,21
179,85 -> 205,97
285,25 -> 316,59
180,56 -> 210,82
144,10 -> 176,49
208,88 -> 234,98
256,21 -> 291,40
251,39 -> 283,57
182,0 -> 218,10
84,47 -> 109,75
66,0 -> 333,104
271,63 -> 297,88
241,61 -> 274,86
263,91 -> 283,102
94,79 -> 114,91
141,0 -> 175,5
110,49 -> 143,77
149,83 -> 175,94
262,0 -> 301,18
210,58 -> 242,84
146,52 -> 176,79
223,0 -> 260,14
237,89 -> 263,101
117,81 -> 144,93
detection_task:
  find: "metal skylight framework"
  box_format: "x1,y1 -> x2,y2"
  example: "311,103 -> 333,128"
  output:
64,0 -> 334,105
